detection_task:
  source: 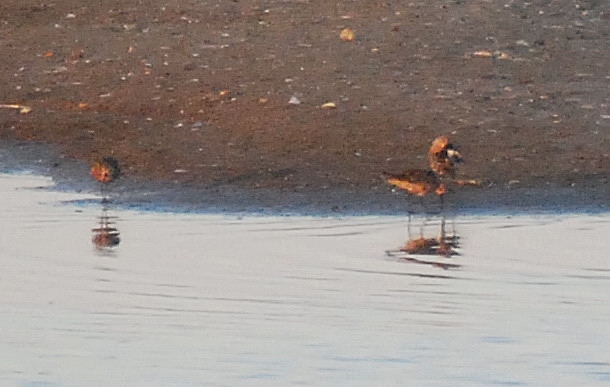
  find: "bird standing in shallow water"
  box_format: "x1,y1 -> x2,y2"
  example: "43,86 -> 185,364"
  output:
383,136 -> 461,210
90,157 -> 122,251
91,157 -> 121,201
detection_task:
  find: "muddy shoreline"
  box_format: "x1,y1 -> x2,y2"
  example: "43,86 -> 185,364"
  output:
0,0 -> 608,214
1,140 -> 607,215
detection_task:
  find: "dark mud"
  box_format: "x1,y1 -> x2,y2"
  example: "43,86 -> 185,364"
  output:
0,0 -> 608,214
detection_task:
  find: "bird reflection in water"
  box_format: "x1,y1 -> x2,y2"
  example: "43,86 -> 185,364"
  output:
387,215 -> 461,270
92,204 -> 120,252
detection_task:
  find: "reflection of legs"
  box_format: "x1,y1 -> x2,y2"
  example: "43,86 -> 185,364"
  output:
438,195 -> 449,243
451,215 -> 456,238
93,202 -> 121,250
419,196 -> 429,233
100,205 -> 109,229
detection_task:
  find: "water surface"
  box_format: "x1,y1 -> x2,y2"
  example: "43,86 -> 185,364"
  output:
1,173 -> 609,386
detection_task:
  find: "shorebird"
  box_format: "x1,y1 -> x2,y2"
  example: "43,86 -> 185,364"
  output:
91,157 -> 121,184
91,156 -> 121,202
383,136 -> 463,209
428,135 -> 462,178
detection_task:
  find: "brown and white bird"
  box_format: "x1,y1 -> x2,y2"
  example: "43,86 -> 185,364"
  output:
91,156 -> 121,203
383,136 -> 463,211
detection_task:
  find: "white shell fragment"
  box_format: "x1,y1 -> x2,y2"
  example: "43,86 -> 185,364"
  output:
288,96 -> 301,105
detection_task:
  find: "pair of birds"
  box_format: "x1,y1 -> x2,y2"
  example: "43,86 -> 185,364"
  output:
383,136 -> 463,202
90,136 -> 463,202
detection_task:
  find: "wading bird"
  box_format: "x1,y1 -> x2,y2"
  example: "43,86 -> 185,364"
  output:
384,136 -> 462,210
90,157 -> 121,251
91,157 -> 121,201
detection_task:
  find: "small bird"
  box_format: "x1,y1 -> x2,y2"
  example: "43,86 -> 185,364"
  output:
427,136 -> 462,178
91,156 -> 121,203
383,136 -> 461,211
91,157 -> 121,184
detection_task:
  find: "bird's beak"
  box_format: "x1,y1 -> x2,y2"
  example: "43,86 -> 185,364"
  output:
447,148 -> 463,162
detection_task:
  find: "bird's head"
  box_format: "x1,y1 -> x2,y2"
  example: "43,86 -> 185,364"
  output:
445,144 -> 463,164
430,136 -> 463,163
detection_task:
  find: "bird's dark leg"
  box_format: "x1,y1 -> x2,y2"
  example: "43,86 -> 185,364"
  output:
100,182 -> 108,204
418,196 -> 425,216
100,205 -> 109,229
405,195 -> 414,237
451,215 -> 456,237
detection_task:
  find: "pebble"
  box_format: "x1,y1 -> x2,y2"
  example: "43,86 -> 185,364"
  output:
340,28 -> 355,41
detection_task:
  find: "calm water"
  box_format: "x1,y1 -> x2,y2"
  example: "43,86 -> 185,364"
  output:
1,172 -> 610,386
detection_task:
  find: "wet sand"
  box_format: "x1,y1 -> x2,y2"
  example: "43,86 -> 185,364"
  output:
0,0 -> 608,212
1,172 -> 610,386
0,139 -> 607,214
0,137 -> 610,216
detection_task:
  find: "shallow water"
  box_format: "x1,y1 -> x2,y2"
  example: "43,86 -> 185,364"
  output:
1,173 -> 610,386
